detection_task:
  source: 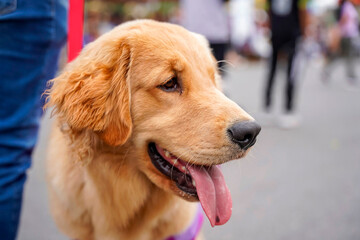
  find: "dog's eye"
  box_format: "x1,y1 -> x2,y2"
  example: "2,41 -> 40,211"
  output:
159,77 -> 180,92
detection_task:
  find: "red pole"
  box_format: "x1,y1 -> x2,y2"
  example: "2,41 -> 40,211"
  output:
68,0 -> 84,62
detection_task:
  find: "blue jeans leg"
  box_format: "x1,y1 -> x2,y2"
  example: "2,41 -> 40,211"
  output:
0,0 -> 67,239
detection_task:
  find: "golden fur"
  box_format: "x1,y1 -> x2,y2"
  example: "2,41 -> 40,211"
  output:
45,20 -> 255,240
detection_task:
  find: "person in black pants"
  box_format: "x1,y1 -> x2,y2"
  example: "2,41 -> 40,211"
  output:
264,0 -> 309,128
265,37 -> 298,112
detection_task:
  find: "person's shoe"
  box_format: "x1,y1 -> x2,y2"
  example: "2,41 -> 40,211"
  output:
277,112 -> 301,129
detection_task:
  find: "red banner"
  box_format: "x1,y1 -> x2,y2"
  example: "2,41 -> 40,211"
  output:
68,0 -> 84,62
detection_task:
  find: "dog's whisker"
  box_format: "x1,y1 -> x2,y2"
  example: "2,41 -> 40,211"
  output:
217,59 -> 232,66
218,59 -> 231,63
247,152 -> 257,160
218,65 -> 233,75
218,67 -> 231,74
217,59 -> 235,69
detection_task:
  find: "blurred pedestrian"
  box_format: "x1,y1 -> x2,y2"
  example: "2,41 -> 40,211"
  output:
323,0 -> 359,84
0,0 -> 67,239
263,0 -> 309,129
178,0 -> 231,75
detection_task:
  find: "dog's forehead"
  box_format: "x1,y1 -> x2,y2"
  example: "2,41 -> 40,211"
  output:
129,23 -> 215,75
124,21 -> 206,57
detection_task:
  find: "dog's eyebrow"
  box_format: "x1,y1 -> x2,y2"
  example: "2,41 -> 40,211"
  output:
170,57 -> 185,72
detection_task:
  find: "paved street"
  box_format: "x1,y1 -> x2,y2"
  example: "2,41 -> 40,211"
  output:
18,57 -> 360,240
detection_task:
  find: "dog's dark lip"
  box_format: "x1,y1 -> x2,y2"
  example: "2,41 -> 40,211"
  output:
148,142 -> 198,198
247,138 -> 257,149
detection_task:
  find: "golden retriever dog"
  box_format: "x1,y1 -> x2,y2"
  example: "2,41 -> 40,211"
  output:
45,19 -> 261,240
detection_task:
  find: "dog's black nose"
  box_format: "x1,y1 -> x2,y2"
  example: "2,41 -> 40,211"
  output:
228,121 -> 261,150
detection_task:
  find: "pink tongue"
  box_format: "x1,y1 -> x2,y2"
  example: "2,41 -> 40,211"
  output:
187,165 -> 232,227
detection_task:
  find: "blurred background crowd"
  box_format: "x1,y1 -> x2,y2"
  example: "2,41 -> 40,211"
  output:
80,0 -> 359,65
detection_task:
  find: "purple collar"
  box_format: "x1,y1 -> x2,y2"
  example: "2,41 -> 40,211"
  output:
166,204 -> 204,240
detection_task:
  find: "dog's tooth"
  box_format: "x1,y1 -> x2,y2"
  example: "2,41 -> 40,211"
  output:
192,179 -> 196,187
181,166 -> 186,172
164,150 -> 170,158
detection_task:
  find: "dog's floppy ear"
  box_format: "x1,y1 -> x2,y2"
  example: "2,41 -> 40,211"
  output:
46,37 -> 132,146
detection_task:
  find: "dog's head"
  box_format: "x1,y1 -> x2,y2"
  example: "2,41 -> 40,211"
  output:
47,20 -> 260,227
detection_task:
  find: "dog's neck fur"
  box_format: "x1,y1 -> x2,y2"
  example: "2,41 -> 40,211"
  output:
62,128 -> 196,239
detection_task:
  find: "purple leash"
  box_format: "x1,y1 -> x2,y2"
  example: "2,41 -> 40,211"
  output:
166,204 -> 204,240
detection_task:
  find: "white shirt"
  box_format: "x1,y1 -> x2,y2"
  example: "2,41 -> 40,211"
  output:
179,0 -> 230,43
